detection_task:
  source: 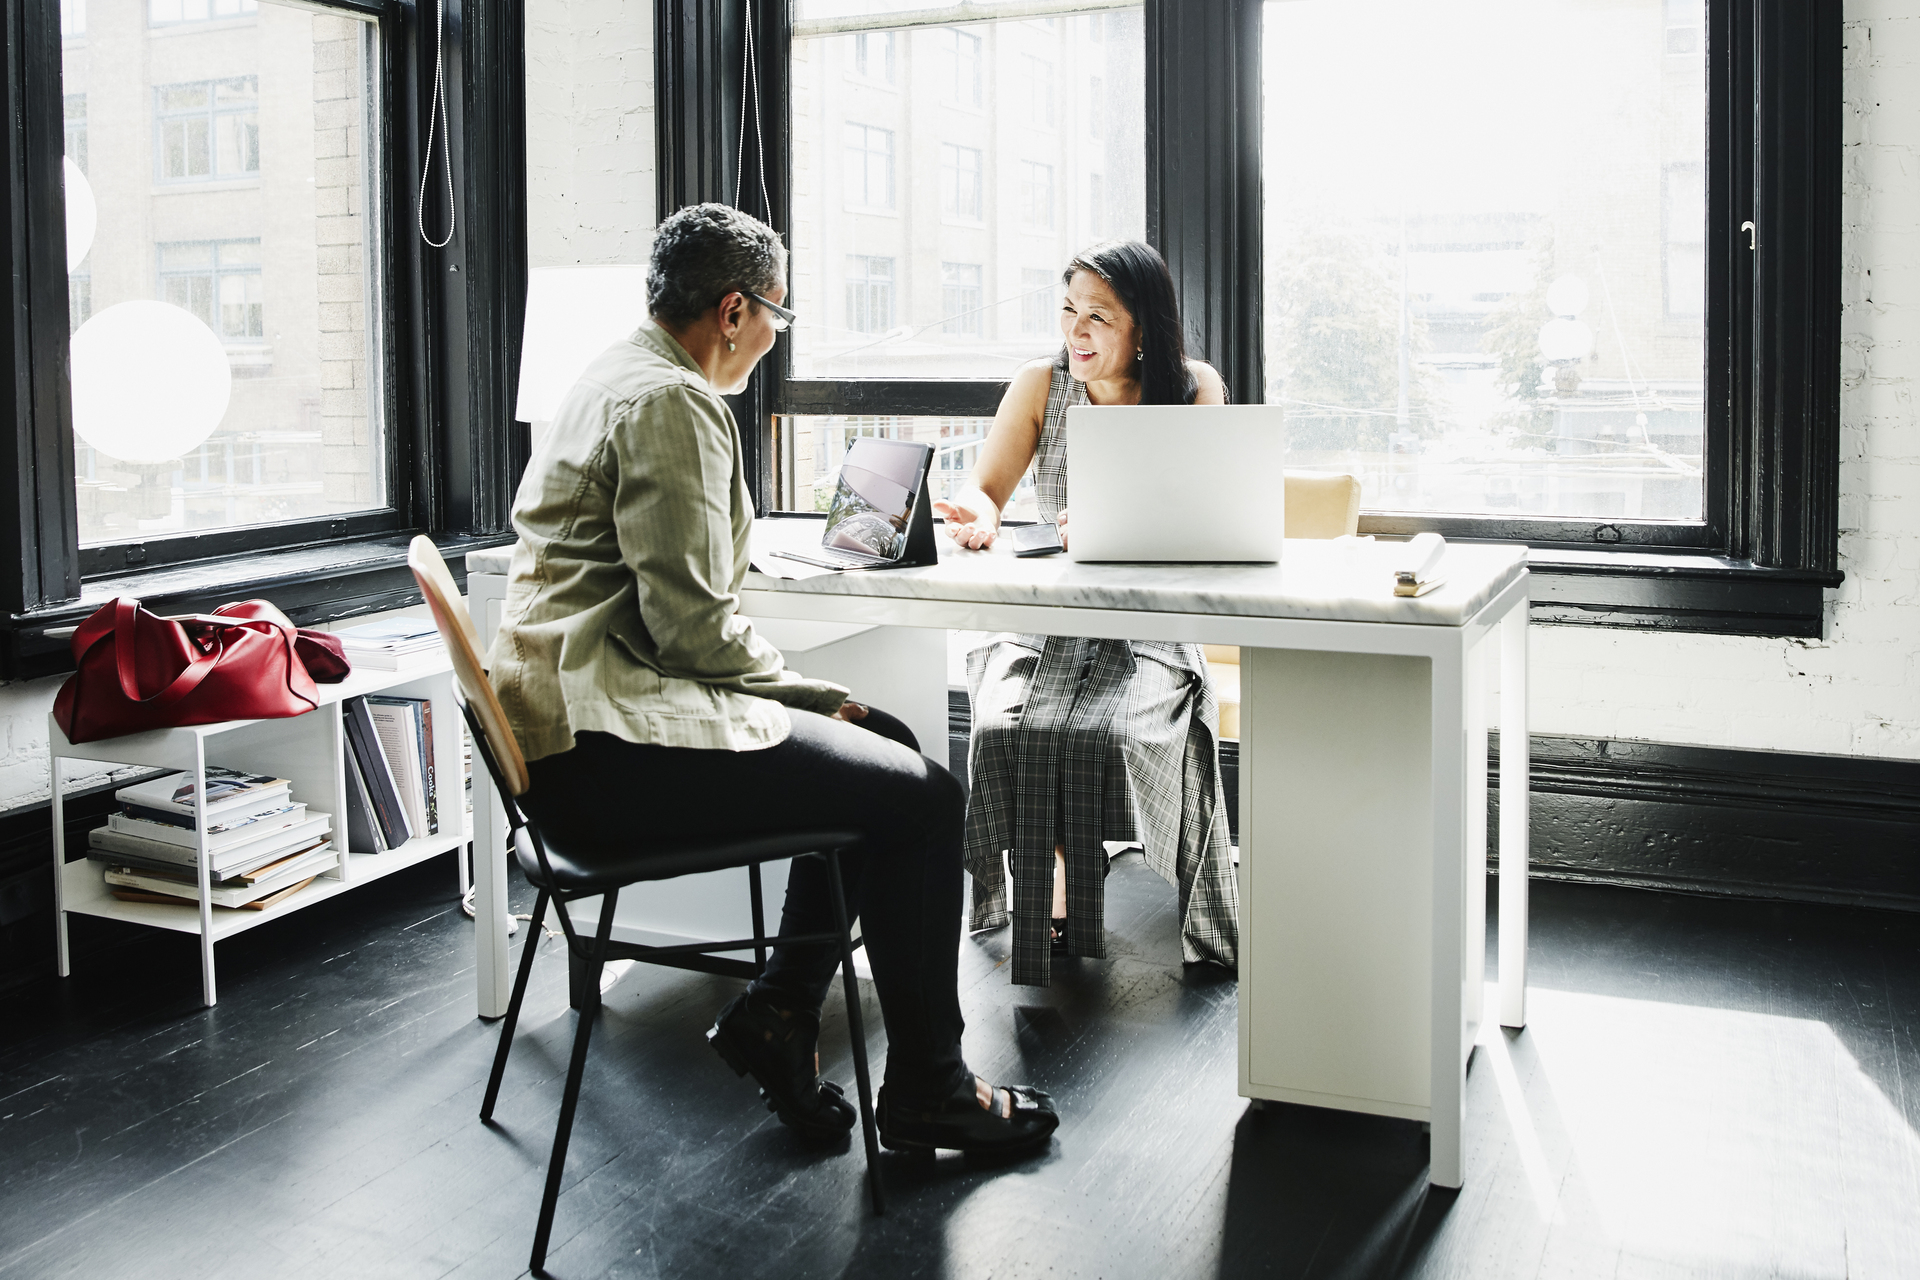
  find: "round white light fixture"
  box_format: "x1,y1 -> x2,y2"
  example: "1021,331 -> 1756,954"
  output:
69,301 -> 232,464
1538,317 -> 1594,363
1544,275 -> 1589,318
64,157 -> 96,272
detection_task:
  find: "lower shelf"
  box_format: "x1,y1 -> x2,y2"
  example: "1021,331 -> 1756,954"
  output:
60,833 -> 469,942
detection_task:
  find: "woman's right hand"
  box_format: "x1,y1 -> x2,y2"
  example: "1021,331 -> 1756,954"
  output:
934,496 -> 1000,550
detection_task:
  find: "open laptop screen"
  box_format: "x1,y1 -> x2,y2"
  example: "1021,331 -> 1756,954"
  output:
822,437 -> 930,561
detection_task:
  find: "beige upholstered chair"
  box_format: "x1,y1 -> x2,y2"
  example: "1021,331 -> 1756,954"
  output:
1207,472 -> 1362,739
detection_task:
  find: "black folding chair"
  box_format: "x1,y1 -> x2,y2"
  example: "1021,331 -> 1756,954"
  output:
408,538 -> 884,1277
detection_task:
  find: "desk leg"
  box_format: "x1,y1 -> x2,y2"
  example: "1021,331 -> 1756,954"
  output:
1498,597 -> 1531,1030
472,739 -> 512,1020
1428,640 -> 1469,1190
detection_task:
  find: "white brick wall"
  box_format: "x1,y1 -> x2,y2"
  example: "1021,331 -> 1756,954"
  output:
1531,2 -> 1920,761
2,0 -> 1910,815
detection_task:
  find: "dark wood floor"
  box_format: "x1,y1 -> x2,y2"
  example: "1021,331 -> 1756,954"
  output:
2,854 -> 1917,1279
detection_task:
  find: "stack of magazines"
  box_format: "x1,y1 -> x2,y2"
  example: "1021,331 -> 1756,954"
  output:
333,618 -> 445,670
89,768 -> 335,910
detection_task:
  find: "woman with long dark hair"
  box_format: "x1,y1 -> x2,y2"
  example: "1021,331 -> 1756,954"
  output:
931,239 -> 1239,987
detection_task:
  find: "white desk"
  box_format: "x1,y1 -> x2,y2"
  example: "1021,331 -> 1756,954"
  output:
466,523 -> 1531,1189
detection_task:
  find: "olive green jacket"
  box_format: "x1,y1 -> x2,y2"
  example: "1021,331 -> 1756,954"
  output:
487,321 -> 847,762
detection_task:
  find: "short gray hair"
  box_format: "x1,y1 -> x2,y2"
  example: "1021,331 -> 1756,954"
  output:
647,203 -> 787,326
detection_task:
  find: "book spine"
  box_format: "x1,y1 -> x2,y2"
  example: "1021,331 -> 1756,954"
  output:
342,736 -> 386,853
121,804 -> 195,830
346,698 -> 412,847
417,699 -> 438,835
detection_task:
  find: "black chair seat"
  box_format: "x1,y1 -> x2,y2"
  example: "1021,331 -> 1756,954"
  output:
513,824 -> 865,896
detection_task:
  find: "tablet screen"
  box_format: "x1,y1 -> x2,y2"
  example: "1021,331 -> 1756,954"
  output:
822,437 -> 930,562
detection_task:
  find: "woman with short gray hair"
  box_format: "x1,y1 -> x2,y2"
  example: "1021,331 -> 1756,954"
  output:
488,203 -> 1058,1156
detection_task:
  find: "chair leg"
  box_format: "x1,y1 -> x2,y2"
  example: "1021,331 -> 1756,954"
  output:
748,862 -> 768,975
825,849 -> 885,1215
530,889 -> 618,1275
482,888 -> 548,1122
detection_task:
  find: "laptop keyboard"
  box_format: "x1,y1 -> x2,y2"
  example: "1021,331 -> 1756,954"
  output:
769,548 -> 888,571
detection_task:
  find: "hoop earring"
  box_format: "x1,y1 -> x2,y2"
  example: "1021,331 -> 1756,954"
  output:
728,341 -> 736,352
1135,351 -> 1143,361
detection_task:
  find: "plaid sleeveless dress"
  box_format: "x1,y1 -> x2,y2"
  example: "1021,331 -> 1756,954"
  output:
962,364 -> 1240,986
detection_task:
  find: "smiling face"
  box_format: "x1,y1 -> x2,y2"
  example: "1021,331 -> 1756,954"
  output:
1059,270 -> 1142,386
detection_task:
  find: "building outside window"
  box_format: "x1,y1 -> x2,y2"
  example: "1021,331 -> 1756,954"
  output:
940,143 -> 982,220
62,0 -> 384,545
1089,75 -> 1102,138
1089,172 -> 1104,237
939,28 -> 982,107
852,29 -> 893,82
942,262 -> 982,336
1024,55 -> 1055,127
845,254 -> 895,333
1020,160 -> 1054,230
843,122 -> 894,209
60,0 -> 83,38
155,77 -> 259,182
149,0 -> 258,25
158,240 -> 264,342
64,93 -> 86,172
1665,164 -> 1705,318
1021,267 -> 1054,334
1262,0 -> 1707,523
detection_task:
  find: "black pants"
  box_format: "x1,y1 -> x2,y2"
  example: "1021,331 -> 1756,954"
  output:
522,707 -> 970,1106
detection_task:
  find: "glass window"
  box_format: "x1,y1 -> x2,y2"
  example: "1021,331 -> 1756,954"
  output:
942,262 -> 983,335
156,76 -> 258,182
852,30 -> 894,82
790,5 -> 1145,380
60,0 -> 84,39
843,122 -> 894,209
845,255 -> 895,333
778,416 -> 1014,514
1664,0 -> 1703,55
64,93 -> 86,172
1089,75 -> 1102,137
1019,160 -> 1053,229
940,143 -> 983,220
1020,266 -> 1054,334
1262,0 -> 1706,524
149,0 -> 258,25
63,1 -> 386,546
939,29 -> 982,107
1665,164 -> 1705,319
1024,55 -> 1055,127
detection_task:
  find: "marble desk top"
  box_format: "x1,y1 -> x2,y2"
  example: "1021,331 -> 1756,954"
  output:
470,523 -> 1529,628
743,518 -> 1526,628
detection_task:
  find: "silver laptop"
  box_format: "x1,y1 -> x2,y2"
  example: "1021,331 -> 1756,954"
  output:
1065,404 -> 1286,563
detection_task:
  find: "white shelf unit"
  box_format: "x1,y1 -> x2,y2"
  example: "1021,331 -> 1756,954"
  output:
49,657 -> 470,1007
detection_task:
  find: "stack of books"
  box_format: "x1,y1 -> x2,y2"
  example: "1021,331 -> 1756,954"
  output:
333,618 -> 445,670
343,695 -> 438,851
89,768 -> 336,910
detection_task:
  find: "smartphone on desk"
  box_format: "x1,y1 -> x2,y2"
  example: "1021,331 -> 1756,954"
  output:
1010,523 -> 1065,558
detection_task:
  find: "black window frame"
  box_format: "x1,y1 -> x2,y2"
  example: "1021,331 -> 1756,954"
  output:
2,0 -> 529,679
681,0 -> 1840,639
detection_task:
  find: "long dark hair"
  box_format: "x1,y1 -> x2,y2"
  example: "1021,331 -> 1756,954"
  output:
1053,239 -> 1199,406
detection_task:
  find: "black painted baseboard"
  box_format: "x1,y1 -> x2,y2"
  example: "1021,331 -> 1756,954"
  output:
948,689 -> 1920,913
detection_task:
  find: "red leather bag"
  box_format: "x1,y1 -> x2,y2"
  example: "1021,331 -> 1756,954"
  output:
212,599 -> 352,683
52,598 -> 322,744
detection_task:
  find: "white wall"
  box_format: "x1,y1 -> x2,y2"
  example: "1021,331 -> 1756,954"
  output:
1530,1 -> 1920,760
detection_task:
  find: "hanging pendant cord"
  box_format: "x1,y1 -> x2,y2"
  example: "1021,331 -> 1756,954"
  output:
734,1 -> 770,217
417,0 -> 455,248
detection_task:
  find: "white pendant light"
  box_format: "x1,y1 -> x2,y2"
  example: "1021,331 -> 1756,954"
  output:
69,301 -> 232,464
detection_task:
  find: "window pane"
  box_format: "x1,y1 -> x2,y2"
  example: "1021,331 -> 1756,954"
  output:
791,8 -> 1145,380
1262,0 -> 1706,523
776,415 -> 1017,515
63,1 -> 386,545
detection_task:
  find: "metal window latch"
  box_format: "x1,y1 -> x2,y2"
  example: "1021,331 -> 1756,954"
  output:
1741,220 -> 1757,250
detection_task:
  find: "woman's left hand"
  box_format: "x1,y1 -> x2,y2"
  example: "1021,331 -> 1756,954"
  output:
1056,508 -> 1070,550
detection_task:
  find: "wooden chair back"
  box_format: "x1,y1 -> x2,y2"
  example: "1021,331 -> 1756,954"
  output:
1283,472 -> 1363,540
407,536 -> 531,798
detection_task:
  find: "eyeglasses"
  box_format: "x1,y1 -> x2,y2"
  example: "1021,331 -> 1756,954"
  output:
744,291 -> 798,332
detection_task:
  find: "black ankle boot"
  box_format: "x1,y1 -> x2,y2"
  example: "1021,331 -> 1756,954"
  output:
708,991 -> 855,1143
